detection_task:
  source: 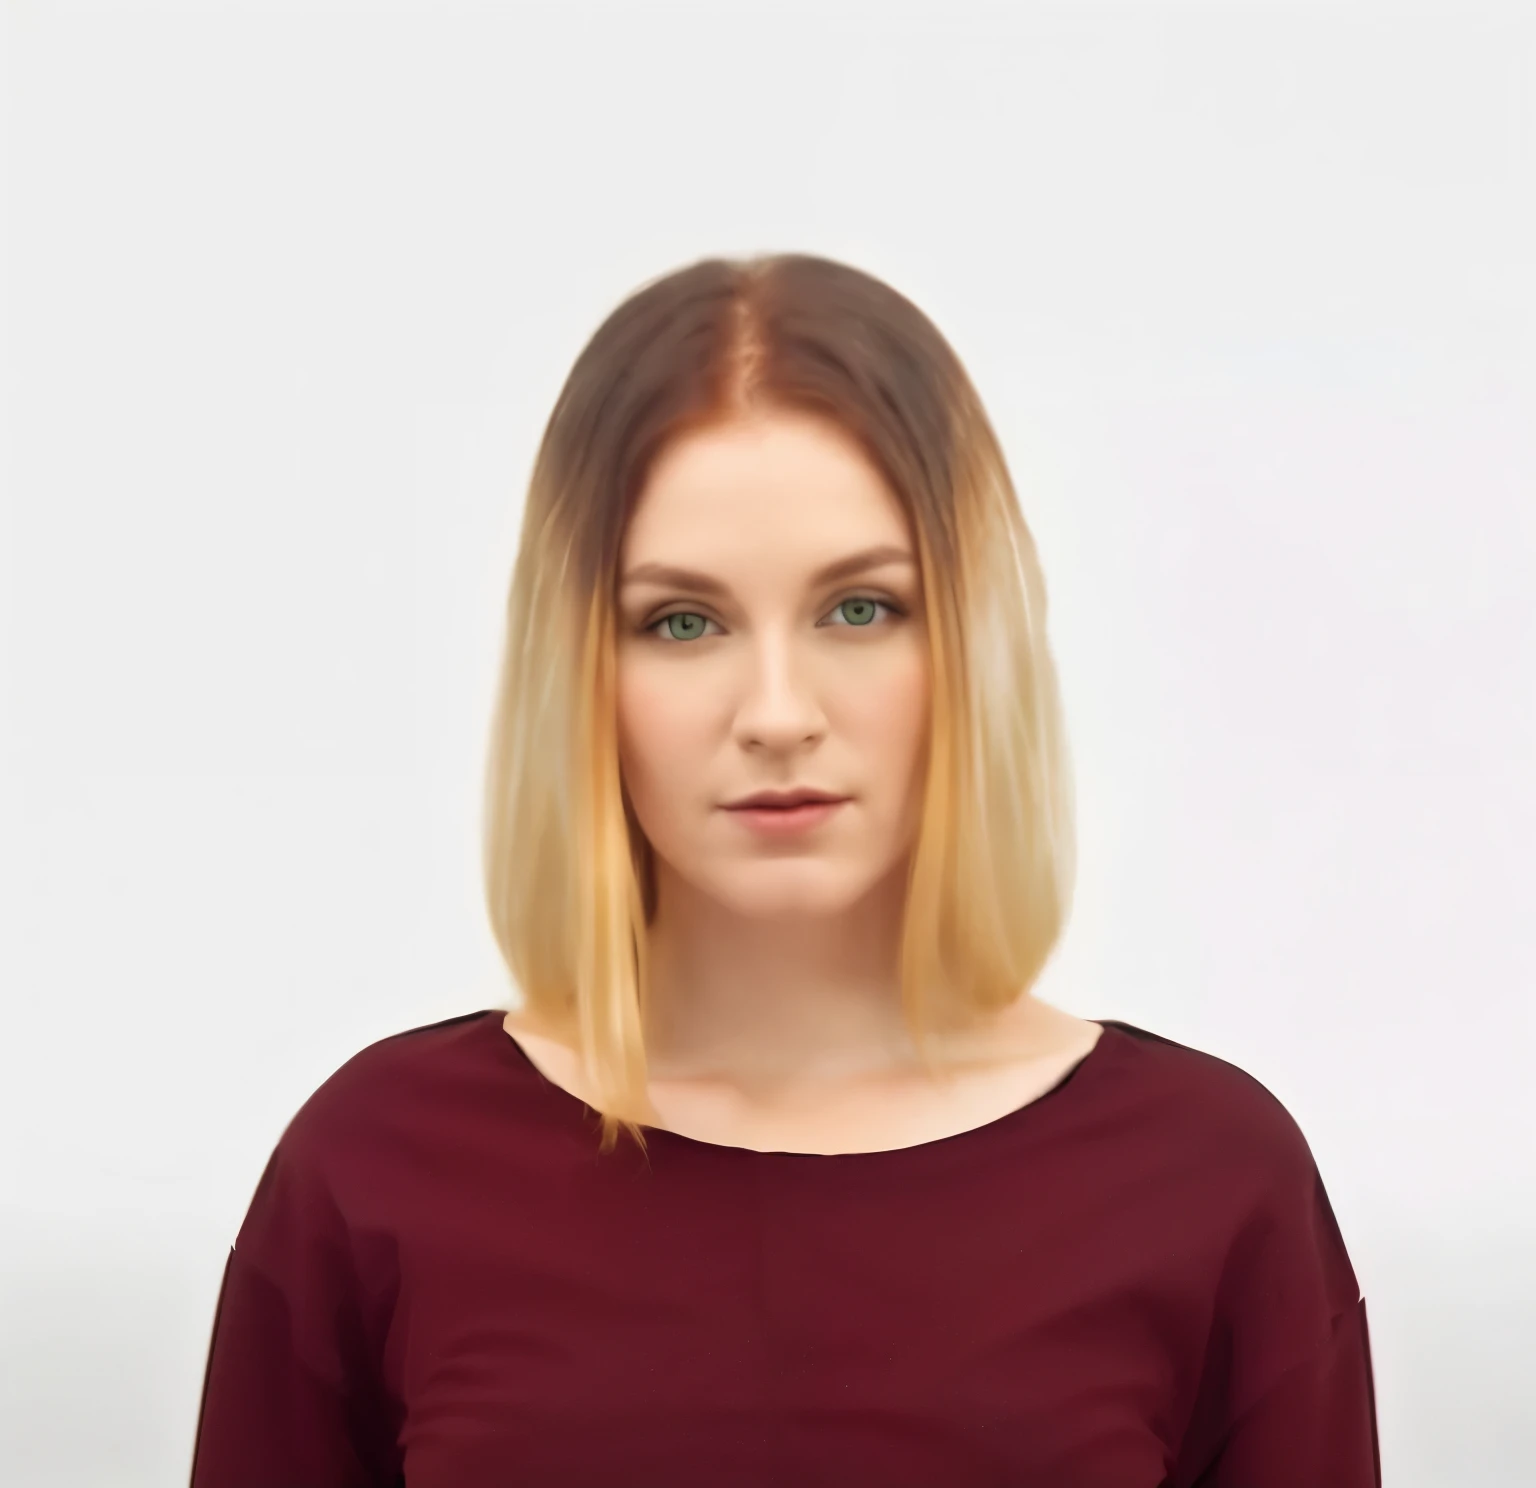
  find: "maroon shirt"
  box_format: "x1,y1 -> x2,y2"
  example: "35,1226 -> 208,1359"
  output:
189,1008 -> 1381,1487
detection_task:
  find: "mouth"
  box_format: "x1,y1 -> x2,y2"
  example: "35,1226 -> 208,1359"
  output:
730,802 -> 841,812
723,797 -> 849,834
723,792 -> 849,811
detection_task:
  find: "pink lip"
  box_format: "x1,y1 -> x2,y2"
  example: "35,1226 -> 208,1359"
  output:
725,799 -> 848,836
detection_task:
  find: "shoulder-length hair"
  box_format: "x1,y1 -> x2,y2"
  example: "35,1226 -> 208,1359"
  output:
482,252 -> 1076,1158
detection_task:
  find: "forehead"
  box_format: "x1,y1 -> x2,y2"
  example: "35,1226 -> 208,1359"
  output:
624,411 -> 909,560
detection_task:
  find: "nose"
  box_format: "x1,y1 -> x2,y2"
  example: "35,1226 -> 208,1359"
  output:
730,630 -> 828,751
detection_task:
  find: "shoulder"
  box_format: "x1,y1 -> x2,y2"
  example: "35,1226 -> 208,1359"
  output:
272,1006 -> 504,1159
1097,1018 -> 1328,1187
1099,1018 -> 1362,1285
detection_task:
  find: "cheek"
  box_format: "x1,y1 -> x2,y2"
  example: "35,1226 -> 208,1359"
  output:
616,666 -> 702,801
845,647 -> 930,764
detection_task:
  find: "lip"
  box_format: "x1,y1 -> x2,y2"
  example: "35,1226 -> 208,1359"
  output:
724,790 -> 848,810
724,799 -> 848,836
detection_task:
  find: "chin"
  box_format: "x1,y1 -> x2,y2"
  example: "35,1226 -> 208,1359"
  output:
712,862 -> 882,920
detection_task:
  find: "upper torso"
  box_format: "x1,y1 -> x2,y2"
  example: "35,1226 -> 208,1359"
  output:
189,1007 -> 1378,1488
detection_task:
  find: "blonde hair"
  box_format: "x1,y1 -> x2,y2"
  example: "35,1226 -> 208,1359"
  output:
482,253 -> 1076,1157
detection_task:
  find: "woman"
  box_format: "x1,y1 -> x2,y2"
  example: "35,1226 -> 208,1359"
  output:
189,253 -> 1381,1486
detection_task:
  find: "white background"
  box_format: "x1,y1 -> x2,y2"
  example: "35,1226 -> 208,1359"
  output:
3,2 -> 1532,1483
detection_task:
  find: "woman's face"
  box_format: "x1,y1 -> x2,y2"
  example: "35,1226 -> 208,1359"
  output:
615,408 -> 931,921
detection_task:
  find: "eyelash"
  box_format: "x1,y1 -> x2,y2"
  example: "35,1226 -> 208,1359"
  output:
642,595 -> 908,643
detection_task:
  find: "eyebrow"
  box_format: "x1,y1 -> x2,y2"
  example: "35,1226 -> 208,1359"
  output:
620,543 -> 917,597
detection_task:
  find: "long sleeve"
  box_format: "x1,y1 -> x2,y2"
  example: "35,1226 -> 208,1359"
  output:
1172,1132 -> 1382,1488
1192,1295 -> 1381,1486
189,1123 -> 400,1488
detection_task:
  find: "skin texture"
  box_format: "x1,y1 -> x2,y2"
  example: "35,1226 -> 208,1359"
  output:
507,406 -> 1103,1150
614,409 -> 935,1095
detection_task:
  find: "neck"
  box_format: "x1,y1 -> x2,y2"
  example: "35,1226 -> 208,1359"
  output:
638,861 -> 932,1091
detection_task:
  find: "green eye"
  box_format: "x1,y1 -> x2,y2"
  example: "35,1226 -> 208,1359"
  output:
833,598 -> 879,626
646,596 -> 902,643
659,612 -> 710,641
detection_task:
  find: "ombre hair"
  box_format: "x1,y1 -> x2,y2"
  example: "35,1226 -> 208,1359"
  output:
481,253 -> 1076,1158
